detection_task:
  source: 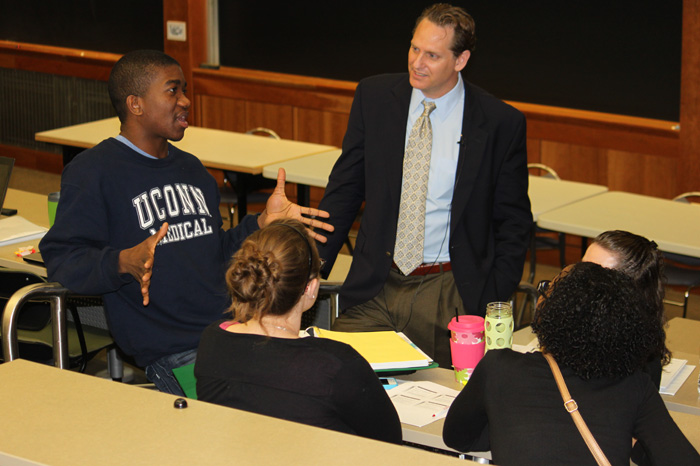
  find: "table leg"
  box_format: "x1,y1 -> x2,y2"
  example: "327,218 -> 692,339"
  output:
62,145 -> 85,166
231,172 -> 249,221
297,184 -> 310,207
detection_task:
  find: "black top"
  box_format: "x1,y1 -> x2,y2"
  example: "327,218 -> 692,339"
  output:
443,350 -> 699,466
194,321 -> 402,444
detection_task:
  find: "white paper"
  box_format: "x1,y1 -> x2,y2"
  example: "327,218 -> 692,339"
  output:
660,360 -> 695,396
0,216 -> 47,247
389,381 -> 460,427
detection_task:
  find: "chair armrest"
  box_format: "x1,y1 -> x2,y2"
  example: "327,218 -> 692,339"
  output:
3,282 -> 72,368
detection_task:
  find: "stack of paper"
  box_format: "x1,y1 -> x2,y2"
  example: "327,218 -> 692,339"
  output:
309,328 -> 433,371
388,381 -> 459,427
660,358 -> 696,396
0,216 -> 47,247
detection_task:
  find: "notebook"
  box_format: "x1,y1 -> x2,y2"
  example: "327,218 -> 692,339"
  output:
0,156 -> 17,216
306,327 -> 434,371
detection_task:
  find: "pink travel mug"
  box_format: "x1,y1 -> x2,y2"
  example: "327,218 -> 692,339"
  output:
448,316 -> 485,385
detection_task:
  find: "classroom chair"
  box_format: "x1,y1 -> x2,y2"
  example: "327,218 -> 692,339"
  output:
509,282 -> 538,330
527,163 -> 567,282
1,269 -> 121,376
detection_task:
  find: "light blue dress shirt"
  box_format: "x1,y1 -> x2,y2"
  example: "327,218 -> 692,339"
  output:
115,134 -> 160,159
404,74 -> 465,263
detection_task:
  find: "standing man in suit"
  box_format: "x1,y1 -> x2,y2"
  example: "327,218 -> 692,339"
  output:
317,3 -> 532,368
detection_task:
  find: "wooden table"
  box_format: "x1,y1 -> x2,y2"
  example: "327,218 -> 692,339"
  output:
263,149 -> 342,205
35,117 -> 336,215
667,317 -> 700,355
527,176 -> 608,221
0,189 -> 49,275
537,191 -> 700,257
262,157 -> 609,215
0,359 -> 475,466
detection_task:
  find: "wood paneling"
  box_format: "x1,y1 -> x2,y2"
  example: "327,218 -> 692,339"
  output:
193,68 -> 355,114
518,101 -> 679,158
294,108 -> 349,146
163,0 -> 207,102
0,41 -> 118,81
538,142 -> 606,185
526,139 -> 542,164
607,151 -> 677,198
245,102 -> 294,139
679,0 -> 700,193
195,95 -> 246,132
0,144 -> 62,174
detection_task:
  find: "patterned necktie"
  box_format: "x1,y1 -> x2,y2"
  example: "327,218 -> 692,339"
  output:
394,100 -> 437,275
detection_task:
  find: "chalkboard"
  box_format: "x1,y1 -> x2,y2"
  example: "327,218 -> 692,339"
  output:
0,0 -> 163,55
219,1 -> 681,121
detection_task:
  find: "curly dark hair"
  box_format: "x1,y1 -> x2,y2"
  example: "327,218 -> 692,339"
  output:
225,218 -> 321,325
532,262 -> 660,379
592,230 -> 670,365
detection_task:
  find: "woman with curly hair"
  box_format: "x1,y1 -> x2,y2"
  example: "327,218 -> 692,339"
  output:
442,262 -> 699,465
194,218 -> 401,444
582,230 -> 670,387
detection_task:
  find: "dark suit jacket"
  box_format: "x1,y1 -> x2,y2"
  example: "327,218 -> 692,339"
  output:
317,73 -> 532,316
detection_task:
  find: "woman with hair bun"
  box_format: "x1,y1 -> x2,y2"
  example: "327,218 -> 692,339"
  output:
195,219 -> 401,444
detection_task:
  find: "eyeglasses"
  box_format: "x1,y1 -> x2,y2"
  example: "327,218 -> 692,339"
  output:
536,280 -> 551,298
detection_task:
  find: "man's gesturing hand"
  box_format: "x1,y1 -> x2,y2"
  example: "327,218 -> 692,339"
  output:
118,223 -> 169,306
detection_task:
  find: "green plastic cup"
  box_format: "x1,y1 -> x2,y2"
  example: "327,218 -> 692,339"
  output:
48,192 -> 60,227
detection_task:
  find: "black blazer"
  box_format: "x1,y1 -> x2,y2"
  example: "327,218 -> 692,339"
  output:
317,73 -> 532,316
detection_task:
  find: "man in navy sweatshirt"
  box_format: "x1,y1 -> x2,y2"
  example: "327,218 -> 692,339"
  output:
40,50 -> 332,395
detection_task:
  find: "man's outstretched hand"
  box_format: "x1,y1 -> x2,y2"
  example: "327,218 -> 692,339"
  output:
258,168 -> 334,242
118,223 -> 169,306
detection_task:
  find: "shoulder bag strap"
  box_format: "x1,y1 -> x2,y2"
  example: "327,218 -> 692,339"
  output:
543,352 -> 612,466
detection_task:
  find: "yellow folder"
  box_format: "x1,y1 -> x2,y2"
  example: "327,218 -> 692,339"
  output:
311,328 -> 433,371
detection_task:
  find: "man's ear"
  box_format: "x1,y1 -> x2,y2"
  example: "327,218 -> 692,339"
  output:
455,50 -> 470,73
126,95 -> 143,116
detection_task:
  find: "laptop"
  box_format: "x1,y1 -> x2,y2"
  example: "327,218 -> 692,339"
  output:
0,156 -> 17,216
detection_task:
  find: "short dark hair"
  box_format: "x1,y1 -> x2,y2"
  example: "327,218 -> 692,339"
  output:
414,3 -> 477,55
592,230 -> 670,364
533,262 -> 660,379
108,50 -> 180,122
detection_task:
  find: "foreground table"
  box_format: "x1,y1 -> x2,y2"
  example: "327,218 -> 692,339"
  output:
398,368 -> 482,458
0,359 -> 473,466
